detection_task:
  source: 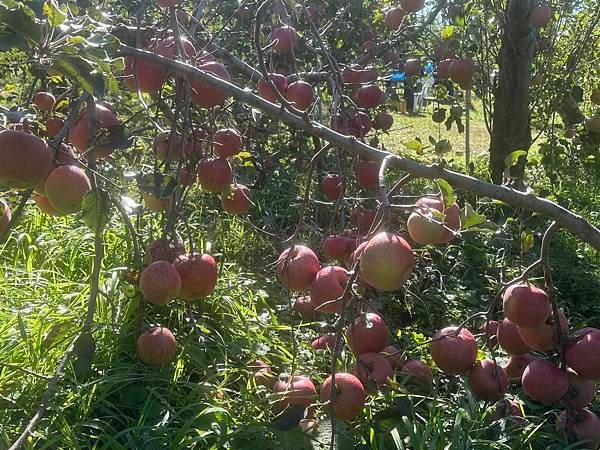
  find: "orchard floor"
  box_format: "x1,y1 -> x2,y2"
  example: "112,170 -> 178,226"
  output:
1,108 -> 599,449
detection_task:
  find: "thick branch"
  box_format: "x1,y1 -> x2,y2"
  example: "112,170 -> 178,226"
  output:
118,44 -> 600,251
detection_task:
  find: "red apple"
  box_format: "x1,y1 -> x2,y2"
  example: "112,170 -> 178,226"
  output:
144,237 -> 186,265
522,358 -> 569,403
249,360 -> 275,388
286,81 -> 314,111
0,130 -> 53,189
156,0 -> 182,8
556,408 -> 600,448
530,5 -> 552,28
321,173 -> 344,200
400,0 -> 424,12
407,196 -> 461,245
309,266 -> 349,314
385,7 -> 406,30
139,260 -> 181,305
431,326 -> 477,375
382,345 -> 406,371
505,354 -> 538,381
358,232 -> 415,291
197,157 -> 233,193
502,283 -> 551,329
361,40 -> 375,52
221,184 -> 252,214
174,252 -> 218,301
190,61 -> 231,108
437,59 -> 454,78
400,359 -> 433,391
480,320 -> 499,348
356,85 -> 384,109
311,334 -> 337,350
404,58 -> 422,76
33,92 -> 55,111
68,103 -> 120,159
384,50 -> 400,65
353,352 -> 393,387
44,165 -> 91,214
184,128 -> 205,161
213,128 -> 242,157
354,159 -> 379,189
276,245 -> 320,292
341,65 -> 379,85
273,375 -> 316,411
33,195 -> 63,216
137,326 -> 177,365
373,112 -> 394,131
449,58 -> 476,86
565,328 -> 600,380
46,116 -> 64,138
293,295 -> 316,320
352,208 -> 377,235
53,143 -> 78,167
493,399 -> 525,425
258,73 -> 288,103
517,309 -> 568,352
320,373 -> 366,421
561,369 -> 597,409
323,235 -> 355,261
497,318 -> 530,355
269,26 -> 298,53
346,313 -> 389,354
468,360 -> 508,401
154,131 -> 183,161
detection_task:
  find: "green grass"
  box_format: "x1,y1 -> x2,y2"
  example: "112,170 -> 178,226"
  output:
1,106 -> 599,449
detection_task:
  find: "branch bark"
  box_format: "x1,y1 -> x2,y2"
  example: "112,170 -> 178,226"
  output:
118,44 -> 600,251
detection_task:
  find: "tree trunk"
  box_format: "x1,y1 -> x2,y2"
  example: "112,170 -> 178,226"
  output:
488,0 -> 536,184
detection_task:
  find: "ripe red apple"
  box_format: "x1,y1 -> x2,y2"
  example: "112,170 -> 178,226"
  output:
143,191 -> 173,213
522,358 -> 569,403
407,196 -> 461,245
561,369 -> 596,409
184,128 -> 205,161
213,128 -> 242,157
0,198 -> 11,235
311,333 -> 337,350
154,131 -> 183,161
517,309 -> 568,352
400,359 -> 433,391
354,159 -> 380,189
137,326 -> 177,365
293,295 -> 316,320
497,318 -> 530,355
0,130 -> 53,189
468,360 -> 508,401
505,354 -> 538,381
565,328 -> 600,380
286,80 -> 314,111
249,360 -> 275,388
382,345 -> 406,371
33,92 -> 55,111
493,399 -> 525,425
373,112 -> 394,131
449,58 -> 476,86
353,352 -> 393,387
269,26 -> 297,53
404,58 -> 422,76
68,103 -> 120,159
433,44 -> 455,61
309,266 -> 349,314
400,0 -> 424,12
53,143 -> 78,167
437,59 -> 454,78
320,373 -> 366,420
480,320 -> 499,348
139,260 -> 181,305
321,173 -> 344,201
190,61 -> 231,108
323,235 -> 355,261
556,408 -> 600,448
346,312 -> 388,354
352,208 -> 377,235
197,157 -> 233,192
221,184 -> 252,214
33,195 -> 62,216
358,232 -> 415,291
46,116 -> 64,138
431,326 -> 477,375
530,5 -> 551,28
44,165 -> 91,214
276,245 -> 320,292
385,7 -> 406,30
144,237 -> 186,265
273,375 -> 316,411
502,283 -> 551,329
174,252 -> 218,301
258,73 -> 288,104
384,50 -> 400,65
356,85 -> 384,109
341,65 -> 379,85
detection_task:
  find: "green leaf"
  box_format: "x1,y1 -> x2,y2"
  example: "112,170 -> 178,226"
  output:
81,188 -> 112,231
402,138 -> 424,154
504,150 -> 527,169
520,230 -> 534,254
435,179 -> 456,208
440,25 -> 455,39
0,0 -> 42,45
43,0 -> 66,27
460,202 -> 486,228
51,54 -> 105,96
